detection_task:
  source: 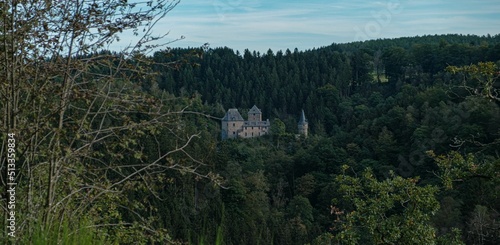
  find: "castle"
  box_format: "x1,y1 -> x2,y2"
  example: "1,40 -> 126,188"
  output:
221,105 -> 309,140
221,105 -> 270,139
298,109 -> 308,137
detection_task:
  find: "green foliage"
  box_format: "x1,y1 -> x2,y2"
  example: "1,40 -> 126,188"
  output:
433,196 -> 463,235
1,30 -> 499,244
28,218 -> 107,245
270,118 -> 287,136
0,1 -> 218,243
333,167 -> 440,244
446,62 -> 500,105
428,151 -> 477,190
295,173 -> 316,197
286,196 -> 314,226
149,37 -> 498,245
436,228 -> 465,245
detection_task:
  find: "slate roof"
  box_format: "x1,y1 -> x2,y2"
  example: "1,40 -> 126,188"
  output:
298,110 -> 307,124
248,105 -> 262,114
222,108 -> 244,121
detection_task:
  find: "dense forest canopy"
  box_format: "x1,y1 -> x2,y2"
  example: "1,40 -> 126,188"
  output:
152,34 -> 500,134
142,33 -> 500,244
1,4 -> 498,243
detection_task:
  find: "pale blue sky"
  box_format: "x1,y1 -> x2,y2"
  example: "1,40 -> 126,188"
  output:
114,0 -> 500,53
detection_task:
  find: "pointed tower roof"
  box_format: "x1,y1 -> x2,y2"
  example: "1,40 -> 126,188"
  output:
248,105 -> 262,114
222,109 -> 244,121
298,110 -> 307,124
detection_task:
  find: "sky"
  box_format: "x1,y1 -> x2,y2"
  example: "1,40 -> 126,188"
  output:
113,0 -> 500,53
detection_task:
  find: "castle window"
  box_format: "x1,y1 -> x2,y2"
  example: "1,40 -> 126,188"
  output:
245,132 -> 247,136
233,123 -> 235,127
233,132 -> 235,135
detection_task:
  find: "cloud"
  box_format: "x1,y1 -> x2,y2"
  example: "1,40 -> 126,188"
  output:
111,0 -> 500,53
161,2 -> 374,50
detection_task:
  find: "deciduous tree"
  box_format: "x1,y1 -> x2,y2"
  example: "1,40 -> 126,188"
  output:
0,0 -> 216,243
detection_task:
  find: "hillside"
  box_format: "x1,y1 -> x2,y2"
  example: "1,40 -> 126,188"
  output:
151,34 -> 500,132
140,34 -> 500,244
3,29 -> 498,244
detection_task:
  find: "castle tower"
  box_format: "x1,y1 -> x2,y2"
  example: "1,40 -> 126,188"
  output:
248,105 -> 262,121
298,110 -> 308,137
221,108 -> 244,139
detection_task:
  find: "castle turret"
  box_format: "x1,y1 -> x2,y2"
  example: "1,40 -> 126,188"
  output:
298,110 -> 308,137
221,108 -> 244,139
248,105 -> 262,121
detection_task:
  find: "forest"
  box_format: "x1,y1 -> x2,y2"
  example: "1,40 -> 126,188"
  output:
0,1 -> 499,244
142,34 -> 500,245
